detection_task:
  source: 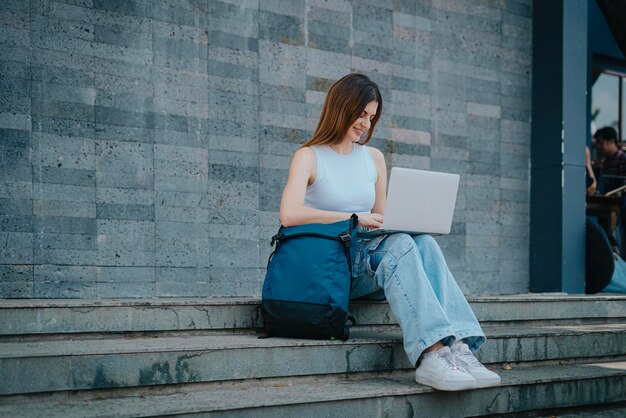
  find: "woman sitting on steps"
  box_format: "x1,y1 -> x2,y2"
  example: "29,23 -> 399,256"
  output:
278,72 -> 501,391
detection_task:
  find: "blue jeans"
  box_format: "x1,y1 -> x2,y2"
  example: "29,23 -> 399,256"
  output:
349,226 -> 486,367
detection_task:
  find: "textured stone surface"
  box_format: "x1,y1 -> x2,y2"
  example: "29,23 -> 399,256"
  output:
1,323 -> 625,395
2,294 -> 625,335
0,362 -> 625,417
0,0 -> 533,298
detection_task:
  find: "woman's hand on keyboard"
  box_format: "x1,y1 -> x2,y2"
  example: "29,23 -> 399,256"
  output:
357,212 -> 384,229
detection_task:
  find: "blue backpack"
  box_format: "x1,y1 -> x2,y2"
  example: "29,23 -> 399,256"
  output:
260,213 -> 359,340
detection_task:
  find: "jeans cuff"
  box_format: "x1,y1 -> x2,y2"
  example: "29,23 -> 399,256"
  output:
453,328 -> 487,352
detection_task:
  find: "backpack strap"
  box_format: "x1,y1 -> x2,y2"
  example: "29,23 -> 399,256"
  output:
338,230 -> 353,273
339,213 -> 359,279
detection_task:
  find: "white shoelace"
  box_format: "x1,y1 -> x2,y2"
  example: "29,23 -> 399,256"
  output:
455,348 -> 483,368
436,349 -> 464,371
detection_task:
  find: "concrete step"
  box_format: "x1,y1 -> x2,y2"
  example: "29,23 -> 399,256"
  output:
1,361 -> 625,417
2,323 -> 625,395
2,294 -> 625,335
532,404 -> 626,417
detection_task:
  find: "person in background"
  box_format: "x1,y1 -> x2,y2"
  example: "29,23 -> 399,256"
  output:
586,145 -> 626,293
592,127 -> 626,254
594,126 -> 626,194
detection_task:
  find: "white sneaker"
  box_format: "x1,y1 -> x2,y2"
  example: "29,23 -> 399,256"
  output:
415,346 -> 477,391
451,343 -> 501,388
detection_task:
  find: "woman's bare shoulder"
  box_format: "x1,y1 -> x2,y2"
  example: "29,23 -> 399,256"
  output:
293,145 -> 316,160
290,146 -> 316,170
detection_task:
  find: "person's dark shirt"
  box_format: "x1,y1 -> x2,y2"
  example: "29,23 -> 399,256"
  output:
598,149 -> 626,192
599,149 -> 626,176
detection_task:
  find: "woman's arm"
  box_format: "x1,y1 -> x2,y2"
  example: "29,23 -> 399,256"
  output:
279,147 -> 353,227
369,146 -> 387,216
585,145 -> 597,196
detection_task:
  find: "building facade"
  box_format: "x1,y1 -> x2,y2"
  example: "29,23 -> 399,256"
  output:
2,0 -> 534,298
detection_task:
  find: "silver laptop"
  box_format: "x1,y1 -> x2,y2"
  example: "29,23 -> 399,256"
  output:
358,167 -> 460,237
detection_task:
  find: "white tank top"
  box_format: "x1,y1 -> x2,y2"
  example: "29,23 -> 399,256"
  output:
304,142 -> 378,214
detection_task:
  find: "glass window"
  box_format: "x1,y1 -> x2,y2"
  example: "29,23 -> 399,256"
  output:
591,72 -> 619,138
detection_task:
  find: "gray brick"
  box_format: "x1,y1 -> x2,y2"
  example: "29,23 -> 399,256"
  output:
98,249 -> 154,266
97,219 -> 155,253
0,231 -> 32,264
259,11 -> 303,46
94,24 -> 151,49
154,174 -> 207,193
152,36 -> 207,61
32,183 -> 95,203
34,232 -> 97,251
154,190 -> 203,207
0,216 -> 32,233
96,170 -> 153,189
97,266 -> 154,283
34,216 -> 96,235
153,113 -> 203,134
260,0 -> 304,17
32,132 -> 95,171
209,164 -> 258,183
33,200 -> 95,218
31,99 -> 95,123
95,73 -> 152,96
0,77 -> 31,99
208,31 -> 259,52
32,166 -> 95,187
259,40 -> 306,88
308,5 -> 350,27
34,265 -> 97,282
93,0 -> 151,18
0,198 -> 31,216
209,1 -> 257,22
95,106 -> 154,129
0,25 -> 29,47
156,280 -> 210,297
96,203 -> 154,221
260,85 -> 303,105
0,112 -> 30,131
34,280 -> 97,298
307,21 -> 352,41
32,115 -> 95,138
209,267 -> 260,296
0,45 -> 29,64
152,1 -> 208,26
96,140 -> 153,174
0,146 -> 31,182
208,208 -> 257,226
0,282 -> 33,298
155,205 -> 209,223
29,14 -> 93,43
0,181 -> 31,200
97,281 -> 154,298
308,33 -> 351,55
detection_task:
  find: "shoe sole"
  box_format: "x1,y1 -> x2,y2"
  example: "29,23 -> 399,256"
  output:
474,377 -> 502,388
415,374 -> 477,391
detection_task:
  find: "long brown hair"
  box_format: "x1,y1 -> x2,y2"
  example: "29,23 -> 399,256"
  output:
300,73 -> 382,149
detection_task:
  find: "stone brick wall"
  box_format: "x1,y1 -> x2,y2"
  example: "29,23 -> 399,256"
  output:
0,0 -> 532,298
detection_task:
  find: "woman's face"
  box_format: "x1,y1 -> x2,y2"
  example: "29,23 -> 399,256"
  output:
346,100 -> 378,142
